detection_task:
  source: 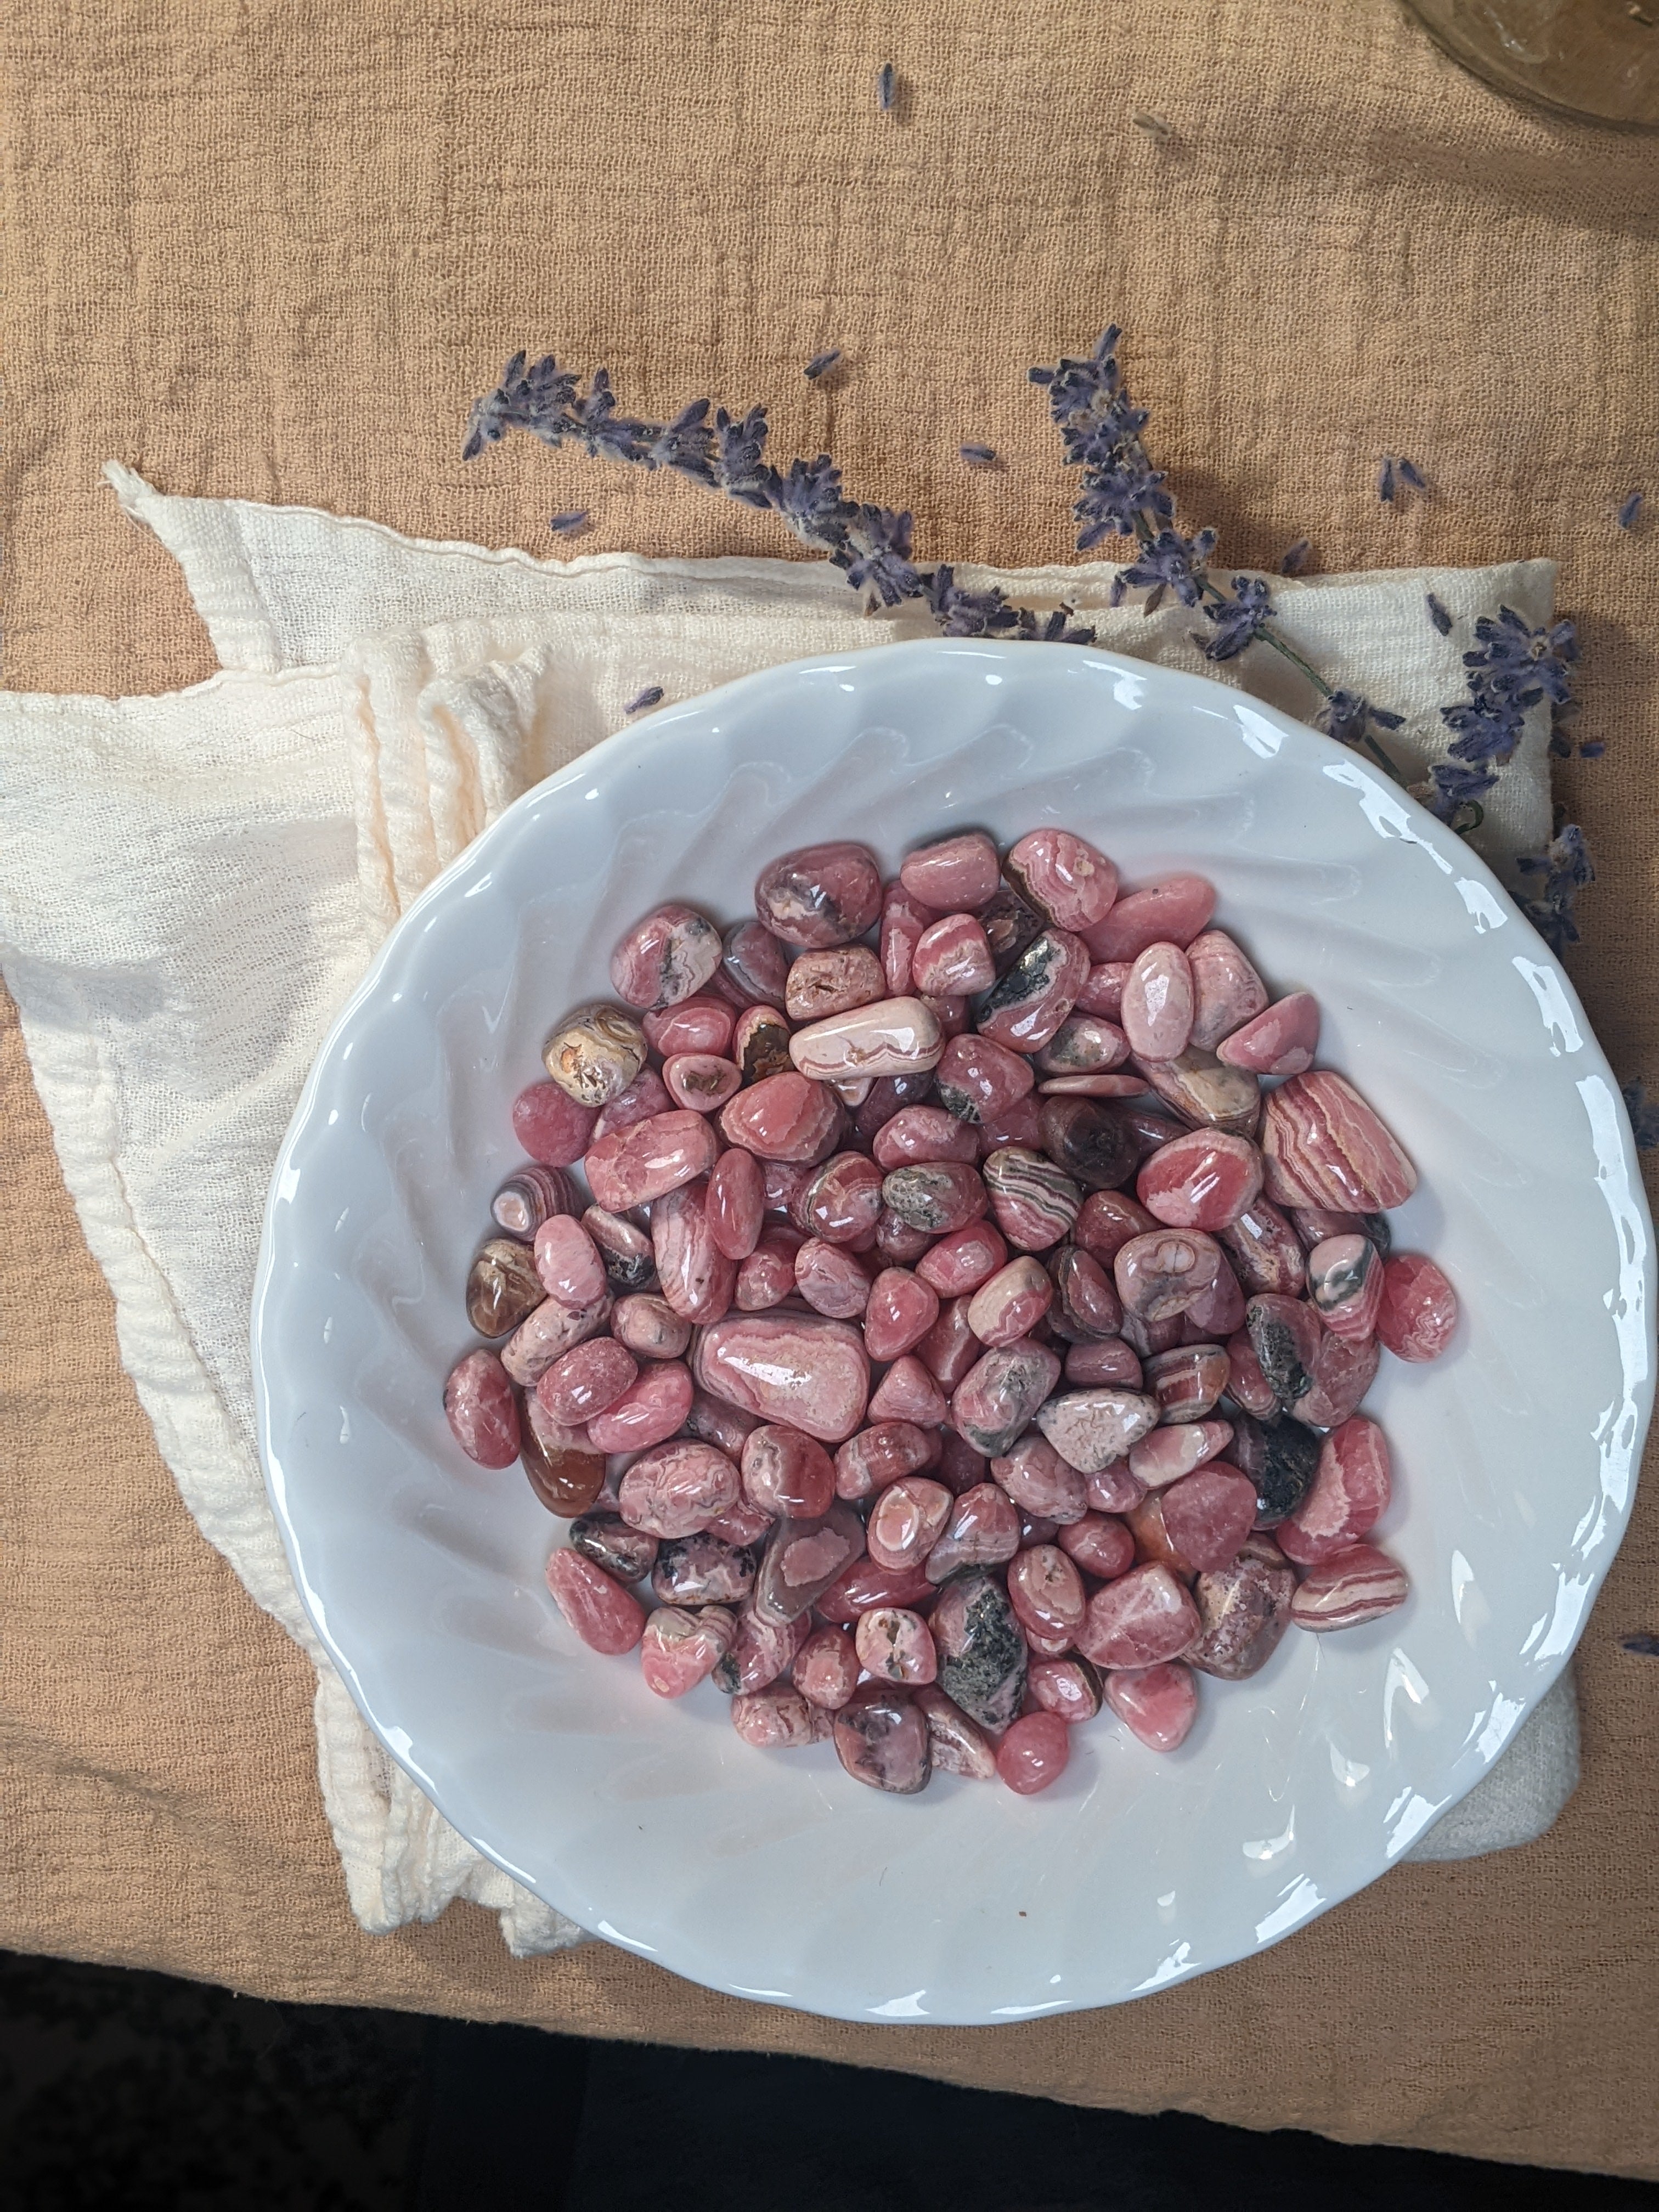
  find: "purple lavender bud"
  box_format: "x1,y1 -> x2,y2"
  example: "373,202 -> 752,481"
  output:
1578,741 -> 1606,758
1377,456 -> 1397,504
549,510 -> 589,535
804,350 -> 842,381
1425,592 -> 1452,636
1279,539 -> 1311,575
877,62 -> 895,110
624,686 -> 665,716
1621,1084 -> 1659,1152
1623,1632 -> 1659,1653
1397,458 -> 1427,491
1618,489 -> 1645,529
959,443 -> 997,465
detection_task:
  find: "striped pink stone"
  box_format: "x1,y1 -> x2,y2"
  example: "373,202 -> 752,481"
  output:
692,1313 -> 871,1441
1260,1069 -> 1418,1213
1217,991 -> 1321,1076
1277,1415 -> 1391,1564
1288,1542 -> 1409,1631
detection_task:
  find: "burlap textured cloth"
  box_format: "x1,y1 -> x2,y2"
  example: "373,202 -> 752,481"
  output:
2,0 -> 1657,2177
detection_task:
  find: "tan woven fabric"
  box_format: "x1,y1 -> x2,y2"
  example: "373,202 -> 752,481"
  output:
3,0 -> 1657,2176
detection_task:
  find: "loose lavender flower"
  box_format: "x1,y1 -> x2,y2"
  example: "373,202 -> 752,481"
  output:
647,399 -> 717,483
624,686 -> 664,715
1200,574 -> 1272,661
1442,689 -> 1526,766
1515,822 -> 1594,952
805,350 -> 842,381
549,509 -> 589,534
1397,459 -> 1427,491
1621,1081 -> 1659,1150
923,565 -> 1023,637
841,503 -> 922,606
768,453 -> 850,547
1317,690 -> 1406,751
713,405 -> 772,507
1426,592 -> 1452,637
1618,489 -> 1644,529
1133,112 -> 1175,142
1426,758 -> 1497,824
960,443 -> 997,466
1118,526 -> 1217,610
1464,606 -> 1578,708
1280,539 -> 1311,575
1623,1632 -> 1659,1657
1377,456 -> 1397,505
877,62 -> 895,110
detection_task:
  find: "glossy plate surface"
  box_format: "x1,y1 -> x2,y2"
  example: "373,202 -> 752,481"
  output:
253,639 -> 1651,2024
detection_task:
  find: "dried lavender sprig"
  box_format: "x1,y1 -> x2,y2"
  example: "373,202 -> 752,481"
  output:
1514,821 -> 1593,952
1032,329 -> 1409,780
805,350 -> 842,381
464,353 -> 1086,646
624,685 -> 664,715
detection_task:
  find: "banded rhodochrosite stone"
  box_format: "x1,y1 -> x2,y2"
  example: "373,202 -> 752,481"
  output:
1260,1069 -> 1418,1212
453,821 -> 1454,1804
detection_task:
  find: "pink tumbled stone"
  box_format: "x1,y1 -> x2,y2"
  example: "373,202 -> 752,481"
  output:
1277,1416 -> 1391,1564
872,1105 -> 978,1171
1307,1234 -> 1384,1342
868,1355 -> 950,1426
1081,874 -> 1216,963
934,1032 -> 1036,1122
610,901 -> 723,1010
1145,1341 -> 1230,1423
879,883 -> 935,997
1158,1463 -> 1258,1573
834,1682 -> 932,1793
706,1146 -> 765,1262
975,1093 -> 1046,1155
1219,1198 -> 1307,1296
545,1548 -> 647,1655
1376,1252 -> 1459,1361
721,918 -> 793,1008
917,1296 -> 981,1390
913,912 -> 996,997
783,945 -> 885,1024
1121,941 -> 1195,1062
789,997 -> 945,1085
900,830 -> 1001,913
1085,1461 -> 1147,1515
875,1209 -> 935,1265
915,1218 -> 1008,1297
1292,1327 -> 1381,1432
951,1338 -> 1063,1457
583,1362 -> 691,1453
1048,1245 -> 1122,1341
1289,1542 -> 1409,1632
1120,1308 -> 1183,1359
730,1686 -> 826,1748
714,1600 -> 811,1694
794,1238 -> 874,1320
966,1255 -> 1054,1348
618,1440 -> 740,1538
975,928 -> 1090,1053
803,1153 -> 885,1246
1034,1014 -> 1131,1076
535,1336 -> 638,1424
1185,930 -> 1269,1052
794,1623 -> 861,1710
1064,1336 -> 1144,1388
1104,1661 -> 1198,1752
443,1348 -> 521,1468
1005,828 -> 1119,934
880,1161 -> 989,1237
1078,1561 -> 1201,1668
719,1072 -> 845,1164
866,1476 -> 954,1571
1029,1656 -> 1104,1724
732,1005 -> 794,1085
923,1481 -> 1022,1581
1067,1197 -> 1153,1274
583,1109 -> 721,1213
1037,1073 -> 1149,1098
834,1420 -> 935,1502
990,1433 -> 1089,1523
1261,1069 -> 1417,1213
693,1313 -> 871,1442
1074,961 -> 1131,1019
591,1066 -> 674,1142
856,1605 -> 939,1684
1035,1386 -> 1160,1475
817,1556 -> 935,1622
1008,1544 -> 1087,1641
1137,1129 -> 1263,1231
643,995 -> 735,1058
1058,1511 -> 1136,1579
502,1293 -> 610,1389
755,841 -> 883,949
863,1268 -> 941,1361
511,1081 -> 598,1170
653,1180 -> 737,1323
1128,1419 -> 1234,1487
996,1710 -> 1071,1794
1179,1261 -> 1246,1340
1217,991 -> 1322,1076
1113,1228 -> 1225,1322
662,1053 -> 742,1113
740,1423 -> 837,1519
981,1145 -> 1082,1252
532,1214 -> 610,1308
736,1231 -> 803,1312
1223,1328 -> 1279,1417
640,1604 -> 736,1697
611,1294 -> 692,1362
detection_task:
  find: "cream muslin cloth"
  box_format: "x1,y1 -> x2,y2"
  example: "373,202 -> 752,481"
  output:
0,470 -> 1579,1958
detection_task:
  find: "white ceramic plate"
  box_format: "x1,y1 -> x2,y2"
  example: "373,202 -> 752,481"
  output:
253,638 -> 1651,2025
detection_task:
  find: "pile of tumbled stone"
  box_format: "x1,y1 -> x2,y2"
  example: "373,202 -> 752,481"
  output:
443,830 -> 1457,1797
